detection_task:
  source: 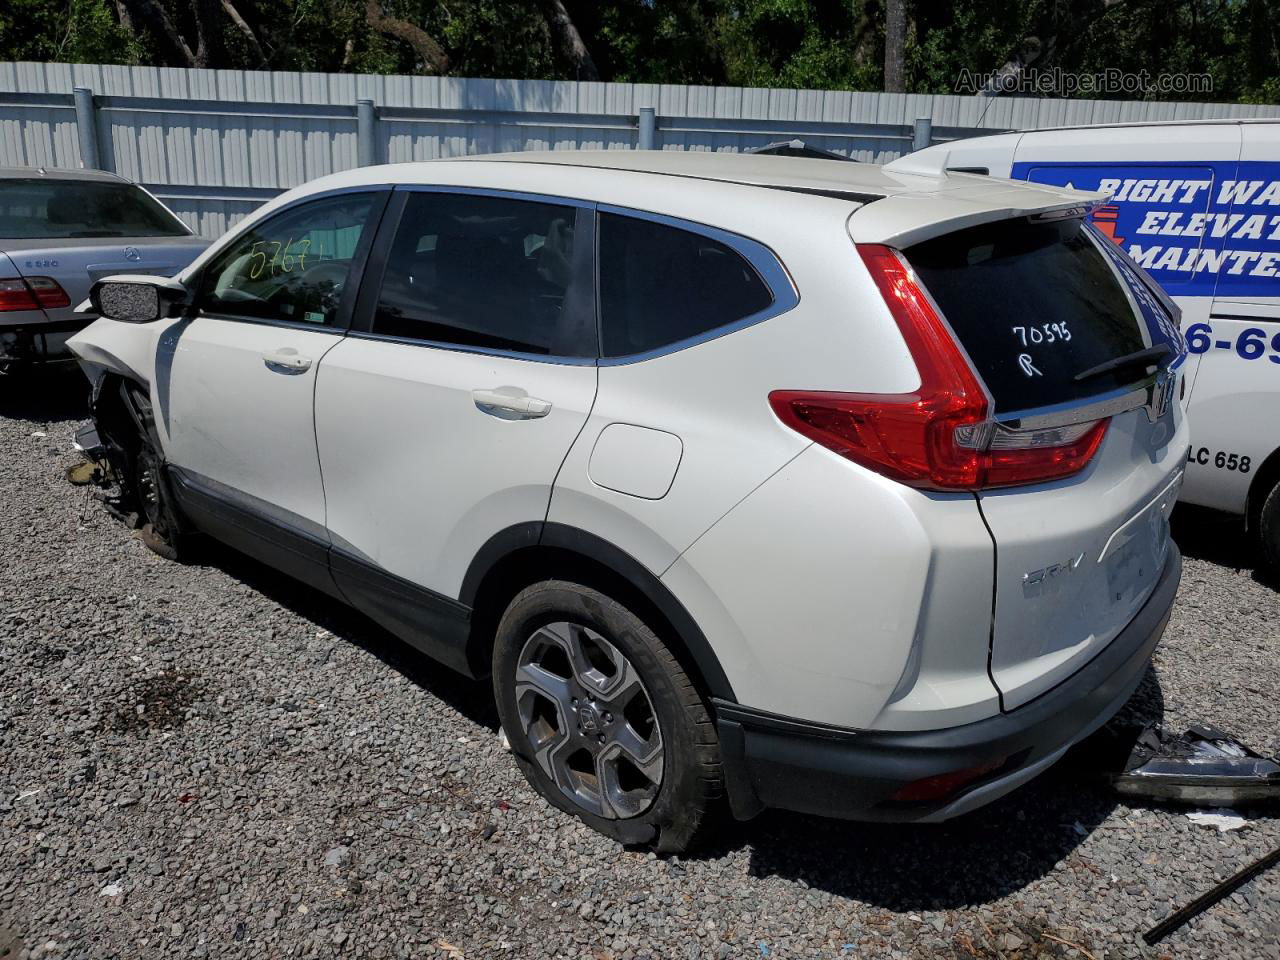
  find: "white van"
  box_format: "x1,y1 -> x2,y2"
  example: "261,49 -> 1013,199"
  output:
910,119 -> 1280,567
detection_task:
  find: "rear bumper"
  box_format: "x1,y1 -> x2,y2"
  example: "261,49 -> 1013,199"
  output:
0,313 -> 95,362
715,543 -> 1181,822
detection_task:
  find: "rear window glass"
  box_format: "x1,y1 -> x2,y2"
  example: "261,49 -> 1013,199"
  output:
599,213 -> 773,357
905,218 -> 1161,412
0,179 -> 190,239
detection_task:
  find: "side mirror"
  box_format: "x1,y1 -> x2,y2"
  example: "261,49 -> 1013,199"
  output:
88,275 -> 187,324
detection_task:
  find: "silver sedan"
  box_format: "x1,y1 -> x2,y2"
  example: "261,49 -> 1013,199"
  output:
0,167 -> 208,370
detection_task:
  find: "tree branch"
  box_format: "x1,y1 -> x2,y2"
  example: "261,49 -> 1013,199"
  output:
365,0 -> 449,74
540,0 -> 599,81
122,0 -> 197,67
191,0 -> 226,67
222,0 -> 267,65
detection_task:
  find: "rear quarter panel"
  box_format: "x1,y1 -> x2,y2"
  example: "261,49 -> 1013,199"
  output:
548,194 -> 921,576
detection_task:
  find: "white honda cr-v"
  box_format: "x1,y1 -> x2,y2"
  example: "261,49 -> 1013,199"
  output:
69,149 -> 1187,852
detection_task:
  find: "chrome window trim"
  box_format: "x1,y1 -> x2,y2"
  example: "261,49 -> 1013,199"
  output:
995,374 -> 1163,431
197,312 -> 347,335
594,203 -> 800,365
343,329 -> 597,366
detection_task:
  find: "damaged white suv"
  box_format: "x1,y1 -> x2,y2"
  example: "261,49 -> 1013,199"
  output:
70,150 -> 1187,851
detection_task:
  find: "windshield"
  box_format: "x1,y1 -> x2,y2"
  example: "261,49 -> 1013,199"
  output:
904,217 -> 1172,412
0,179 -> 190,240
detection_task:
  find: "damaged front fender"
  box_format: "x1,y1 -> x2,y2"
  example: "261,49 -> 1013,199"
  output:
67,316 -> 170,393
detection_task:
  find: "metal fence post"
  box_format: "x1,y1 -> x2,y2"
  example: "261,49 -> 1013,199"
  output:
911,117 -> 933,153
637,107 -> 656,150
356,98 -> 377,166
73,86 -> 101,169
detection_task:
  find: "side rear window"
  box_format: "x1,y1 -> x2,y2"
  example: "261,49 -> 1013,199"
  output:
372,191 -> 591,357
905,217 -> 1168,412
599,212 -> 773,358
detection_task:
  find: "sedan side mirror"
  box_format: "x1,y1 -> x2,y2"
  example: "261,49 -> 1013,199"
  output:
88,275 -> 188,324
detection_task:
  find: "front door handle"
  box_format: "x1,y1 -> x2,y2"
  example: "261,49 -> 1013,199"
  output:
472,388 -> 552,420
263,349 -> 313,373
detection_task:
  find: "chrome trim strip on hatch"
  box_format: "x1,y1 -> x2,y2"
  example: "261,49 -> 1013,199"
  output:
995,367 -> 1175,431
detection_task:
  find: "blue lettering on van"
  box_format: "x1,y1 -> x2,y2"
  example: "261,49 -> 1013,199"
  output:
1011,161 -> 1280,299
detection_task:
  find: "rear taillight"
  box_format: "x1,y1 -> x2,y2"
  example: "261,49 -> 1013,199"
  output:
0,276 -> 70,311
24,276 -> 71,309
0,279 -> 39,311
768,244 -> 1109,491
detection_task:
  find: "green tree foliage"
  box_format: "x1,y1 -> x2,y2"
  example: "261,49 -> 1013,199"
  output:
0,0 -> 1275,104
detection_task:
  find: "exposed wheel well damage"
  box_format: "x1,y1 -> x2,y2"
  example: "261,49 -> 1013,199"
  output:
84,373 -> 155,519
462,526 -> 736,706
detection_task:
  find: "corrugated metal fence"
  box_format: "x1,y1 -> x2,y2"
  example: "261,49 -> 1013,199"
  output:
3,61 -> 1278,238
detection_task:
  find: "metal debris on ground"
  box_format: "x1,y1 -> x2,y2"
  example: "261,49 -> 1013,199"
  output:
1144,843 -> 1280,945
1106,722 -> 1280,807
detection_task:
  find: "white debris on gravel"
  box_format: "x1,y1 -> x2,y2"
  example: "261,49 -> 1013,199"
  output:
1,370 -> 1279,960
1187,810 -> 1250,833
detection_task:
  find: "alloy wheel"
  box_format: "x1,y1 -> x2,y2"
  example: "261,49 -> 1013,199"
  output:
514,621 -> 664,819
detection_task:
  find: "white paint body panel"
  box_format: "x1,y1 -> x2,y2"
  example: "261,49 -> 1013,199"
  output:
979,409 -> 1188,710
314,338 -> 597,598
664,445 -> 998,730
588,424 -> 684,500
163,316 -> 341,527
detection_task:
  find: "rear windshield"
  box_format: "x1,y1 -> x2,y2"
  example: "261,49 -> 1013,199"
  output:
0,179 -> 189,240
905,218 -> 1165,412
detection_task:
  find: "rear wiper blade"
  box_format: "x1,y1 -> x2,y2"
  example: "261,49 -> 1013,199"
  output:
69,230 -> 121,237
1073,343 -> 1170,383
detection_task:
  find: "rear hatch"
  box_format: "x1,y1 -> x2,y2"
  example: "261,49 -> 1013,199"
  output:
901,213 -> 1186,710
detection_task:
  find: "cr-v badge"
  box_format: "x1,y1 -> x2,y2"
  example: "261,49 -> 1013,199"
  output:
1023,552 -> 1086,588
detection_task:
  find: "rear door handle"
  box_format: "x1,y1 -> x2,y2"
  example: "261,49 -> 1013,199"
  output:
472,388 -> 552,420
263,349 -> 313,373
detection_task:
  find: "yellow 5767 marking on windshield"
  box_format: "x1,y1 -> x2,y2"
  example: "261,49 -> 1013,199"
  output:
247,236 -> 313,280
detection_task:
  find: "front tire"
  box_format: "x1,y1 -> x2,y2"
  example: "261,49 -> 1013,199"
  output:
123,386 -> 193,562
492,580 -> 722,852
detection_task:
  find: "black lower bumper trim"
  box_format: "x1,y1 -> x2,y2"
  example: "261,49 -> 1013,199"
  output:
715,544 -> 1182,822
0,315 -> 94,362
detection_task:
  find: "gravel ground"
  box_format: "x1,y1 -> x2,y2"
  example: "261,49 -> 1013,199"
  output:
1,367 -> 1278,960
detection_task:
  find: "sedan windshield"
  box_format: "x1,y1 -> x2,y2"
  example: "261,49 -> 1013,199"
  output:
0,179 -> 190,239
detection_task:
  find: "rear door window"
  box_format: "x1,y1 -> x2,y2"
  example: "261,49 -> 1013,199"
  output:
598,212 -> 773,358
905,217 -> 1174,412
371,191 -> 592,358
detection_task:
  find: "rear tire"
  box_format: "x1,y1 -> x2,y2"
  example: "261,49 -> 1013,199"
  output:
1259,479 -> 1280,574
492,580 -> 722,853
